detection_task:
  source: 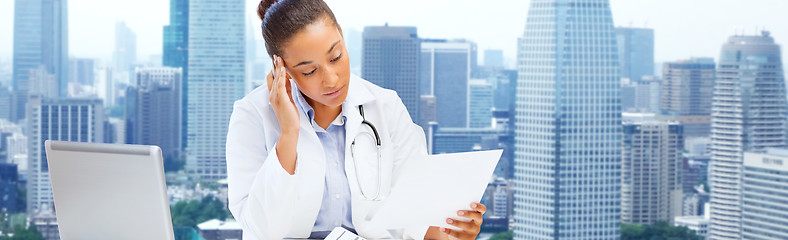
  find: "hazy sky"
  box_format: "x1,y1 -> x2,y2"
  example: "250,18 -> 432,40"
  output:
0,0 -> 787,69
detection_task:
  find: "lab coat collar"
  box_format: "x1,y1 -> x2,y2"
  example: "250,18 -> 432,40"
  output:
344,73 -> 376,107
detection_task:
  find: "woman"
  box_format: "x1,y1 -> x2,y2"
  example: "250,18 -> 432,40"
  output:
225,0 -> 486,239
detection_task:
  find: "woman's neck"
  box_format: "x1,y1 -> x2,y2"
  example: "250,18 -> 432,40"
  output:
303,93 -> 342,130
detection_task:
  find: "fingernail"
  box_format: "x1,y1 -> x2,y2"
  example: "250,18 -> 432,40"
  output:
440,227 -> 446,232
458,211 -> 465,216
471,203 -> 477,208
447,218 -> 453,224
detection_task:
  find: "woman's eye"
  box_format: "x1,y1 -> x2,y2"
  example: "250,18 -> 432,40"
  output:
302,69 -> 316,76
330,53 -> 342,62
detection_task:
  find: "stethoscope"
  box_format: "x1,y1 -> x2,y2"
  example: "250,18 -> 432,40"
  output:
350,105 -> 384,201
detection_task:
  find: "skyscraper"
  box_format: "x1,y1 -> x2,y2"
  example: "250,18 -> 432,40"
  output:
26,95 -> 104,214
362,25 -> 420,123
0,87 -> 12,121
69,58 -> 95,86
709,31 -> 787,240
94,67 -> 116,107
615,27 -> 654,82
491,70 -> 516,112
163,0 -> 188,70
163,0 -> 189,150
12,0 -> 69,121
114,21 -> 137,83
621,121 -> 684,225
127,67 -> 182,164
514,0 -> 622,239
659,58 -> 715,137
185,0 -> 246,179
420,39 -> 475,128
621,76 -> 660,113
741,149 -> 788,240
431,127 -> 507,155
27,66 -> 58,98
469,79 -> 493,128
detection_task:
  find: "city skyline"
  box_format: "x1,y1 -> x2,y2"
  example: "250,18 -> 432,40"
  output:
0,0 -> 786,71
2,0 -> 788,239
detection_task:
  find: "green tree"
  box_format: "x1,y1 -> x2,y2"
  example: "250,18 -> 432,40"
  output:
170,195 -> 229,229
621,221 -> 703,240
0,225 -> 44,240
488,230 -> 513,240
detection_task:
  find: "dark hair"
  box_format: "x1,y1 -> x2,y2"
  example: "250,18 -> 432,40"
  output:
257,0 -> 340,58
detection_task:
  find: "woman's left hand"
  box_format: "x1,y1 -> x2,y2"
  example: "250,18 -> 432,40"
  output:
425,202 -> 486,240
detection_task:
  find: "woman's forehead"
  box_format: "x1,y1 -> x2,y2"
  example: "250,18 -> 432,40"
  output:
282,19 -> 343,62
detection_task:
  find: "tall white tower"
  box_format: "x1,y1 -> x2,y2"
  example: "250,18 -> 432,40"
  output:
709,31 -> 787,240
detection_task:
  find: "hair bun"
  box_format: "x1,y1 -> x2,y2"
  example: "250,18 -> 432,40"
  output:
257,0 -> 280,21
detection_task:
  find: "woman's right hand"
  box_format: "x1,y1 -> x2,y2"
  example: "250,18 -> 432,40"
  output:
268,55 -> 300,133
268,55 -> 299,174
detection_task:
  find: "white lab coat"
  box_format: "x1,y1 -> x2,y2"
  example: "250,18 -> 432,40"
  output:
226,74 -> 430,240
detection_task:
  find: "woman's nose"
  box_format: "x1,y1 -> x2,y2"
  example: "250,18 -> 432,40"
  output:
323,66 -> 340,87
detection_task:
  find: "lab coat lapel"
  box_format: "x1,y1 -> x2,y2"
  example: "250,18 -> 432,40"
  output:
343,74 -> 387,238
343,104 -> 362,198
343,74 -> 375,198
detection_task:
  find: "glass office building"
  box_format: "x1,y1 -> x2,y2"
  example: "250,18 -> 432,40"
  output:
12,0 -> 69,121
514,0 -> 622,239
615,27 -> 654,82
185,0 -> 246,179
362,25 -> 421,123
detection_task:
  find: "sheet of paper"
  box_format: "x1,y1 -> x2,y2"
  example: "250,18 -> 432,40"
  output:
368,149 -> 503,231
324,227 -> 367,240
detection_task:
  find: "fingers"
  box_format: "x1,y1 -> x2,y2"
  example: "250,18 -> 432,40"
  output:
440,203 -> 487,239
458,210 -> 483,223
447,217 -> 477,230
266,71 -> 274,92
285,75 -> 294,104
440,226 -> 475,239
471,202 -> 487,214
270,55 -> 281,95
272,55 -> 295,104
277,61 -> 287,90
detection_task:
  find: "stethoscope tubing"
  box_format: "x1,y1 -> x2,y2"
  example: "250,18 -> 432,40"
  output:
351,105 -> 384,201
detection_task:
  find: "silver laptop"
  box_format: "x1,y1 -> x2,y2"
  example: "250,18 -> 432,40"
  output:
45,140 -> 175,240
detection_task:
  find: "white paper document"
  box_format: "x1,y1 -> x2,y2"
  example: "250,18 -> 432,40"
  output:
324,227 -> 367,240
368,149 -> 503,231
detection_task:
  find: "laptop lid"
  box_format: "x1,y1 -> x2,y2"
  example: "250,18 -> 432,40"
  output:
45,140 -> 175,240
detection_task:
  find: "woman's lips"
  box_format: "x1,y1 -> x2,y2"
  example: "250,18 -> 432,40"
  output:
323,86 -> 344,97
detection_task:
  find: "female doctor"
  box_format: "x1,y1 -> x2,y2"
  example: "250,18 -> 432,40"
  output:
226,0 -> 486,239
